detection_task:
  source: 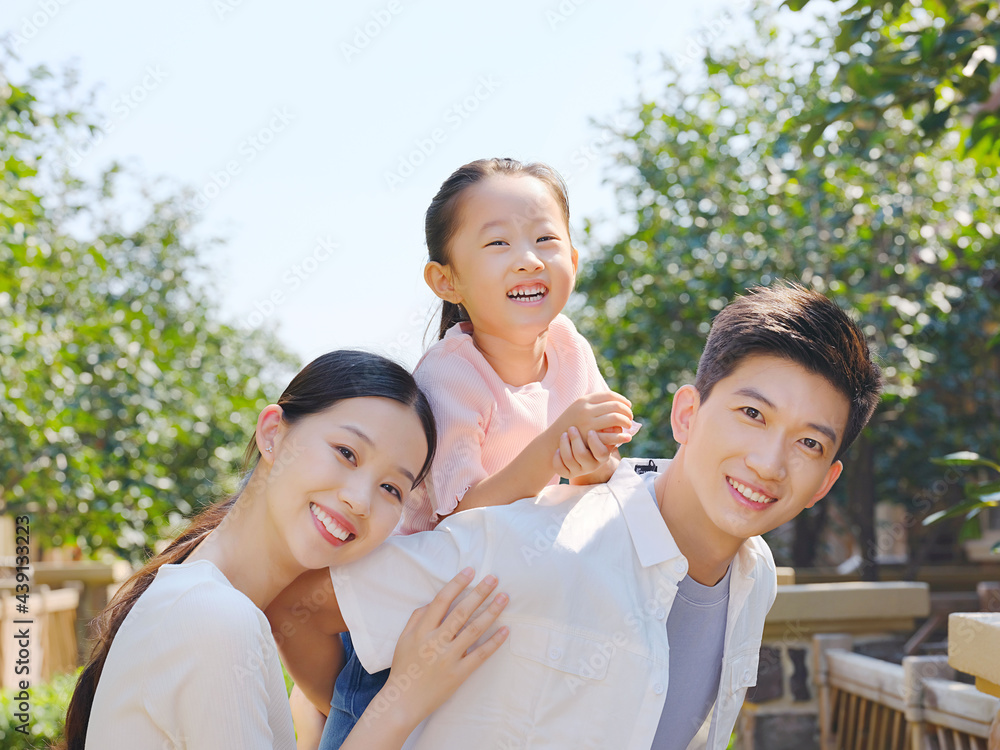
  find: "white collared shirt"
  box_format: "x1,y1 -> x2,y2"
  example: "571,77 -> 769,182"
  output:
332,458 -> 776,749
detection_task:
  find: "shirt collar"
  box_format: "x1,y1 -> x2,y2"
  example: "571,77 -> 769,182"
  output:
606,458 -> 682,568
607,458 -> 772,575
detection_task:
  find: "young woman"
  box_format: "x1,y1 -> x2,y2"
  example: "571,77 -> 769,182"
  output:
60,349 -> 508,750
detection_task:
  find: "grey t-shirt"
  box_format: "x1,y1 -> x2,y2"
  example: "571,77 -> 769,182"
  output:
642,471 -> 732,750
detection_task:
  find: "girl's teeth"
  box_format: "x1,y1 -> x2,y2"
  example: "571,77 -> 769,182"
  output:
508,285 -> 546,300
311,503 -> 350,541
728,478 -> 775,504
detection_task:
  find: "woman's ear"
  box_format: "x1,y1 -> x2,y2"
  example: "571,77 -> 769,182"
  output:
424,262 -> 462,304
570,246 -> 579,275
670,385 -> 701,445
255,404 -> 284,465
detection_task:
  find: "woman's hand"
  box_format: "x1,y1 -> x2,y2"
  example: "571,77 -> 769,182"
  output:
340,568 -> 509,749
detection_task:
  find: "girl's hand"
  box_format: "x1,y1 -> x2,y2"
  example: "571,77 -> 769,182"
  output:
553,427 -> 621,484
551,391 -> 634,450
342,569 -> 509,748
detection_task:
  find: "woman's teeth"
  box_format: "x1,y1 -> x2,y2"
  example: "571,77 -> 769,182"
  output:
728,478 -> 777,504
311,503 -> 353,541
507,284 -> 547,301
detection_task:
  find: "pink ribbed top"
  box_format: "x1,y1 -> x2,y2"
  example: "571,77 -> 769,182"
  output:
399,314 -> 608,534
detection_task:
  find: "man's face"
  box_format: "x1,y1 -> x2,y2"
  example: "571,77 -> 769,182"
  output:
672,354 -> 849,545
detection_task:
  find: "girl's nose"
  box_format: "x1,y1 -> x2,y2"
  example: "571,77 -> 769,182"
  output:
516,245 -> 544,272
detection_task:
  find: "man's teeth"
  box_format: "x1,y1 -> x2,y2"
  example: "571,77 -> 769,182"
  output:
728,478 -> 777,504
311,503 -> 351,541
507,284 -> 546,301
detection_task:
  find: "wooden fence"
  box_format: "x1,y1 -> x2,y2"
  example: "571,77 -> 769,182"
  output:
815,635 -> 999,750
0,584 -> 80,688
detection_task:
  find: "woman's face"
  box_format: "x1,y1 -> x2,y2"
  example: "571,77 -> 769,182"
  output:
264,396 -> 429,569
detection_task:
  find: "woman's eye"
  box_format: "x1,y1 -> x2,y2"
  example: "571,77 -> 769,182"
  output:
381,484 -> 402,500
336,446 -> 356,464
742,407 -> 761,421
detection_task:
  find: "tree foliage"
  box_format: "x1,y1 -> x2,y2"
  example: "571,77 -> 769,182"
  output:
0,59 -> 297,562
786,0 -> 1000,167
573,15 -> 1000,569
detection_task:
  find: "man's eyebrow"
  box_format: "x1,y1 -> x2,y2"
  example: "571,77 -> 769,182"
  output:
733,388 -> 839,445
734,387 -> 776,410
342,425 -> 415,483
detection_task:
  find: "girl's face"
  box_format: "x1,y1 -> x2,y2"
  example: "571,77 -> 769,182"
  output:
428,174 -> 578,342
262,396 -> 429,570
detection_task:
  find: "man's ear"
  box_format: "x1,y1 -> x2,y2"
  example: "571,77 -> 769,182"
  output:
424,262 -> 462,304
805,459 -> 843,509
255,404 -> 284,465
670,384 -> 701,445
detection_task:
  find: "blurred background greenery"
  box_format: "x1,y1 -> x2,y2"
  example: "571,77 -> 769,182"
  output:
1,1 -> 998,580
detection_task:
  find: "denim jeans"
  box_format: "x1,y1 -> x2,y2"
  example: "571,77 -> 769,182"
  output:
319,632 -> 390,750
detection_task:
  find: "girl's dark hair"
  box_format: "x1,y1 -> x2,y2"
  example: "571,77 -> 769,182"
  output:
60,350 -> 436,749
426,157 -> 571,339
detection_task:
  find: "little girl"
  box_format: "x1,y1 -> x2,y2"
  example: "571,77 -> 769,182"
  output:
403,156 -> 636,532
313,158 -> 635,749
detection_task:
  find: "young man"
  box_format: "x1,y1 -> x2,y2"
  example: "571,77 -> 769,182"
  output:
270,282 -> 882,750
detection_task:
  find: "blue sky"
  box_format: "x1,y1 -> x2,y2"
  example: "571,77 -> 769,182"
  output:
4,0 -> 755,366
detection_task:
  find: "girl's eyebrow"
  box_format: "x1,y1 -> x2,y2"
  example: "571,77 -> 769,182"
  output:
479,219 -> 508,233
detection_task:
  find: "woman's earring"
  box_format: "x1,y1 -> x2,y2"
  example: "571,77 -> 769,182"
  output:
266,446 -> 272,452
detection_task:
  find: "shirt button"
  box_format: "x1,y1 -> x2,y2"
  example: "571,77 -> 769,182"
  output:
673,560 -> 686,575
653,683 -> 665,695
743,668 -> 753,682
655,607 -> 667,620
549,647 -> 562,660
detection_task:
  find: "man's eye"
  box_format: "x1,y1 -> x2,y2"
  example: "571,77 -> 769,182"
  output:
802,438 -> 823,453
742,407 -> 761,420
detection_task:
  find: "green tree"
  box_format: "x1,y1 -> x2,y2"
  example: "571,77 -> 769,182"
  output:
0,60 -> 297,563
786,0 -> 1000,167
573,16 -> 1000,576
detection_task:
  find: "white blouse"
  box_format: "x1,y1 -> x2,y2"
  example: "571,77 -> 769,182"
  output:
86,559 -> 295,749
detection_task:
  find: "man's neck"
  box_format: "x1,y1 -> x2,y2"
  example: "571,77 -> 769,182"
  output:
654,456 -> 743,586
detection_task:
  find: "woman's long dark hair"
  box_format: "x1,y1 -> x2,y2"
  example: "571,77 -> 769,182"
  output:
60,350 -> 436,749
425,157 -> 572,339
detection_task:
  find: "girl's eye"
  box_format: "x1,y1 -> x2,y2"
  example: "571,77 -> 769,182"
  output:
336,446 -> 357,464
381,483 -> 402,500
742,407 -> 762,421
486,240 -> 508,247
537,235 -> 556,243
